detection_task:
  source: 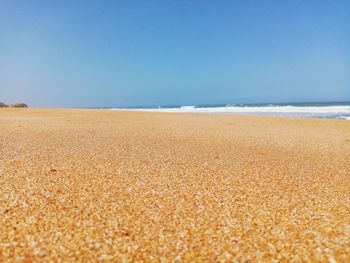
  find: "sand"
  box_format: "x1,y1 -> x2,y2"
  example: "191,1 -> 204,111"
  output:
0,108 -> 349,262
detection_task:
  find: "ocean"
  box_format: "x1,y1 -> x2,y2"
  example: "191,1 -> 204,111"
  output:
110,102 -> 350,120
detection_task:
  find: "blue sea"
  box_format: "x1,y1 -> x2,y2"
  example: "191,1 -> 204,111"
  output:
109,102 -> 350,120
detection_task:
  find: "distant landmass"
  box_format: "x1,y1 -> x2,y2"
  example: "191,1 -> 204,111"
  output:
0,102 -> 28,108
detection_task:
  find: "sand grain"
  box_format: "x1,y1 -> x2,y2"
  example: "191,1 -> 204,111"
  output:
0,109 -> 349,262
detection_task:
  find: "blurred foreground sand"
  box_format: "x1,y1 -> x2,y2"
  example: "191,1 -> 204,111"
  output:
0,109 -> 350,262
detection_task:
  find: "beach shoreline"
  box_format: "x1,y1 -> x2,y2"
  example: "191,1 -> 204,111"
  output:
1,108 -> 349,261
108,102 -> 350,120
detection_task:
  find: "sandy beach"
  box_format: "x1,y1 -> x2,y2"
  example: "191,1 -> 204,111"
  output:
0,108 -> 349,262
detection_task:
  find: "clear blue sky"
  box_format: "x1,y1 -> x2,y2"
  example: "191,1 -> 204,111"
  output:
0,1 -> 349,107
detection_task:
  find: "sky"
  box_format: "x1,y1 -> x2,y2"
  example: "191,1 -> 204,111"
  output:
0,0 -> 349,107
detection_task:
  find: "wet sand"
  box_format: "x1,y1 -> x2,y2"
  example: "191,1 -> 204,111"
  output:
0,108 -> 349,262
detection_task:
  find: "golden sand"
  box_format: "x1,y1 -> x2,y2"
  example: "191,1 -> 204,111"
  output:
0,109 -> 349,262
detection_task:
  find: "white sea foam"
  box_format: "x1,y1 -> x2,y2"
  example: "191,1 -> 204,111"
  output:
112,105 -> 350,119
337,116 -> 350,120
180,105 -> 196,109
